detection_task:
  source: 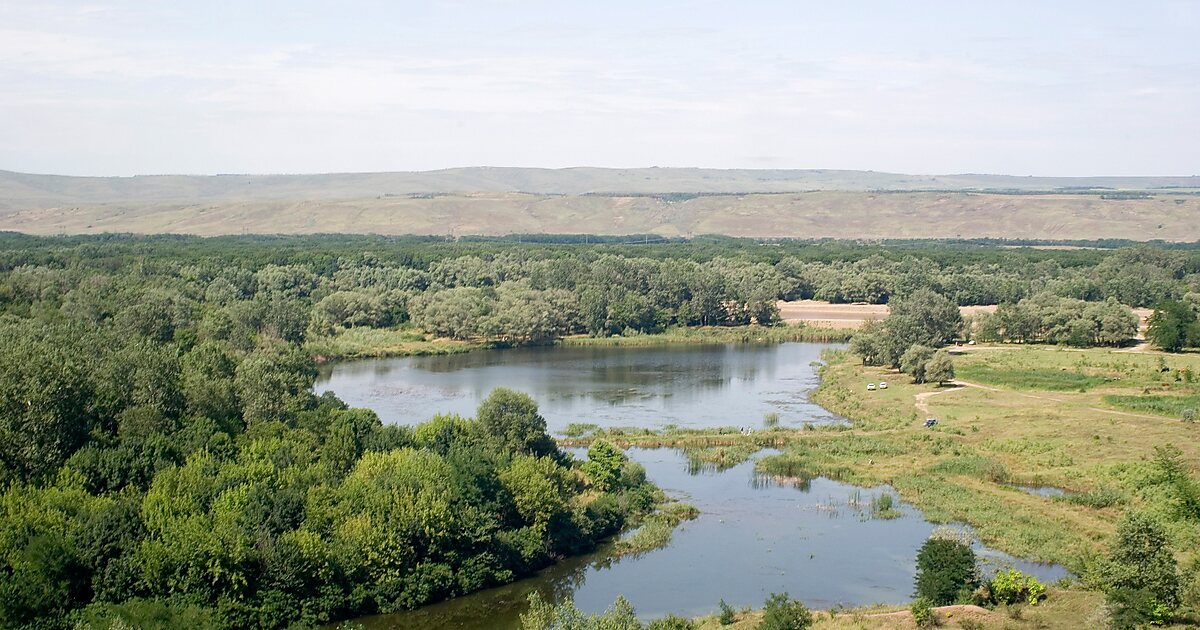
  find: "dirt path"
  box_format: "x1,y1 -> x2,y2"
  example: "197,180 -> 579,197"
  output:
850,604 -> 991,625
913,386 -> 963,415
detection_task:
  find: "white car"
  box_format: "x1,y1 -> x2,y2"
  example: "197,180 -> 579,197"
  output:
866,383 -> 876,391
878,381 -> 888,389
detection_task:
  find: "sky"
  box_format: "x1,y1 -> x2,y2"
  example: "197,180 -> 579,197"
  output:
0,1 -> 1197,177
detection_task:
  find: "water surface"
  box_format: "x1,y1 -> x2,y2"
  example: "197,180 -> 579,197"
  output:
355,448 -> 1067,630
315,343 -> 847,431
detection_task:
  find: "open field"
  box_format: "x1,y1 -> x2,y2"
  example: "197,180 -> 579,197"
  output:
778,300 -> 997,328
2,167 -> 1199,239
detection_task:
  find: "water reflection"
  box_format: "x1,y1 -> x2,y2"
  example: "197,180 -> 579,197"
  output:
315,343 -> 848,431
355,447 -> 1068,630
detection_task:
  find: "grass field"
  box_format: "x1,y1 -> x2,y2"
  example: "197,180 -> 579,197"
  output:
955,363 -> 1112,391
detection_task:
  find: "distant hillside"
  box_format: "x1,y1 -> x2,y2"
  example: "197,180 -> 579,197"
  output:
1,167 -> 1197,240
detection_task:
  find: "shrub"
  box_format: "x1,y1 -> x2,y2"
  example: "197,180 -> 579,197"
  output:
647,614 -> 697,629
910,597 -> 936,628
914,537 -> 978,605
758,592 -> 813,630
989,568 -> 1047,605
717,598 -> 736,625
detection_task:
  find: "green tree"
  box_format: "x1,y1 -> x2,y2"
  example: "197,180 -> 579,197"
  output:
913,536 -> 977,605
1147,300 -> 1199,352
1104,512 -> 1181,623
582,441 -> 626,492
476,389 -> 557,458
900,344 -> 937,384
923,350 -> 955,386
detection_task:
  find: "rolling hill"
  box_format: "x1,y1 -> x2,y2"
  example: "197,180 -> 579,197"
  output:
1,167 -> 1197,240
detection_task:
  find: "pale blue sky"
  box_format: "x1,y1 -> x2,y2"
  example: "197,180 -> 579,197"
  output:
1,1 -> 1196,176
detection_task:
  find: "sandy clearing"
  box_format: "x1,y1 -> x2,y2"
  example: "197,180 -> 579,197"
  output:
778,300 -> 996,329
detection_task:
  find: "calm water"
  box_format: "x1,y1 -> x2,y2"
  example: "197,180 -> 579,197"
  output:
355,448 -> 1067,629
315,343 -> 847,431
319,343 -> 1067,628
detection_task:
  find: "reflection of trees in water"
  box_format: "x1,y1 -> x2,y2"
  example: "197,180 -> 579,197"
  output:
364,545 -> 626,630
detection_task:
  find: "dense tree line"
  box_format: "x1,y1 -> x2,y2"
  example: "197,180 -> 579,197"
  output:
0,235 -> 1196,350
0,290 -> 659,628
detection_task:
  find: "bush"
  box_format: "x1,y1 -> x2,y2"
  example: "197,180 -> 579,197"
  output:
758,592 -> 812,630
910,597 -> 936,628
989,568 -> 1047,605
718,598 -> 736,625
914,537 -> 978,605
647,614 -> 697,630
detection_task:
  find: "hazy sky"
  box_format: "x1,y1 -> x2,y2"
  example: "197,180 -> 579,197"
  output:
1,1 -> 1197,176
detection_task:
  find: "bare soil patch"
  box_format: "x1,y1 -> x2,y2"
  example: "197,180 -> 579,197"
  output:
778,301 -> 997,329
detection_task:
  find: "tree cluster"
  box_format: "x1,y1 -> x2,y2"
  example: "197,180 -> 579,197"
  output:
0,296 -> 656,630
974,294 -> 1139,347
849,289 -> 962,369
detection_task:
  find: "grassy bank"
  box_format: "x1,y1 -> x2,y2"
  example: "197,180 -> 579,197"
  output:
694,588 -> 1110,629
307,322 -> 851,361
809,344 -> 1200,572
557,323 -> 853,347
305,326 -> 481,360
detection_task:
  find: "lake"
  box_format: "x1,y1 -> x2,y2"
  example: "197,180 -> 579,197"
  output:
315,343 -> 847,431
353,447 -> 1067,629
318,343 -> 1067,628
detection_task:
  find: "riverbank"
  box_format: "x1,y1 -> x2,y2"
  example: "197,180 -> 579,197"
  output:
307,322 -> 852,361
697,587 -> 1105,629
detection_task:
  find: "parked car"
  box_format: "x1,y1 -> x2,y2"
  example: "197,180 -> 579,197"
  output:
866,383 -> 876,391
878,381 -> 888,389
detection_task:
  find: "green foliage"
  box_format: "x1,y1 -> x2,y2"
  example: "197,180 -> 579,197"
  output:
851,290 -> 962,367
1147,299 -> 1200,352
900,344 -> 937,383
73,598 -> 221,630
956,364 -> 1109,391
1104,393 -> 1200,420
975,294 -> 1138,347
988,568 -> 1047,605
645,614 -> 696,630
477,388 -> 557,458
717,598 -> 736,625
923,350 -> 955,385
582,440 -> 627,492
910,597 -> 936,628
1102,512 -> 1181,622
913,536 -> 978,606
757,592 -> 813,630
519,592 -> 644,630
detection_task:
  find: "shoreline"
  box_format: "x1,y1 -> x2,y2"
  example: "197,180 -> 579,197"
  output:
307,322 -> 853,362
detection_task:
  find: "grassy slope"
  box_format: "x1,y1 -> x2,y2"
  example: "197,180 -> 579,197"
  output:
3,189 -> 1199,240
